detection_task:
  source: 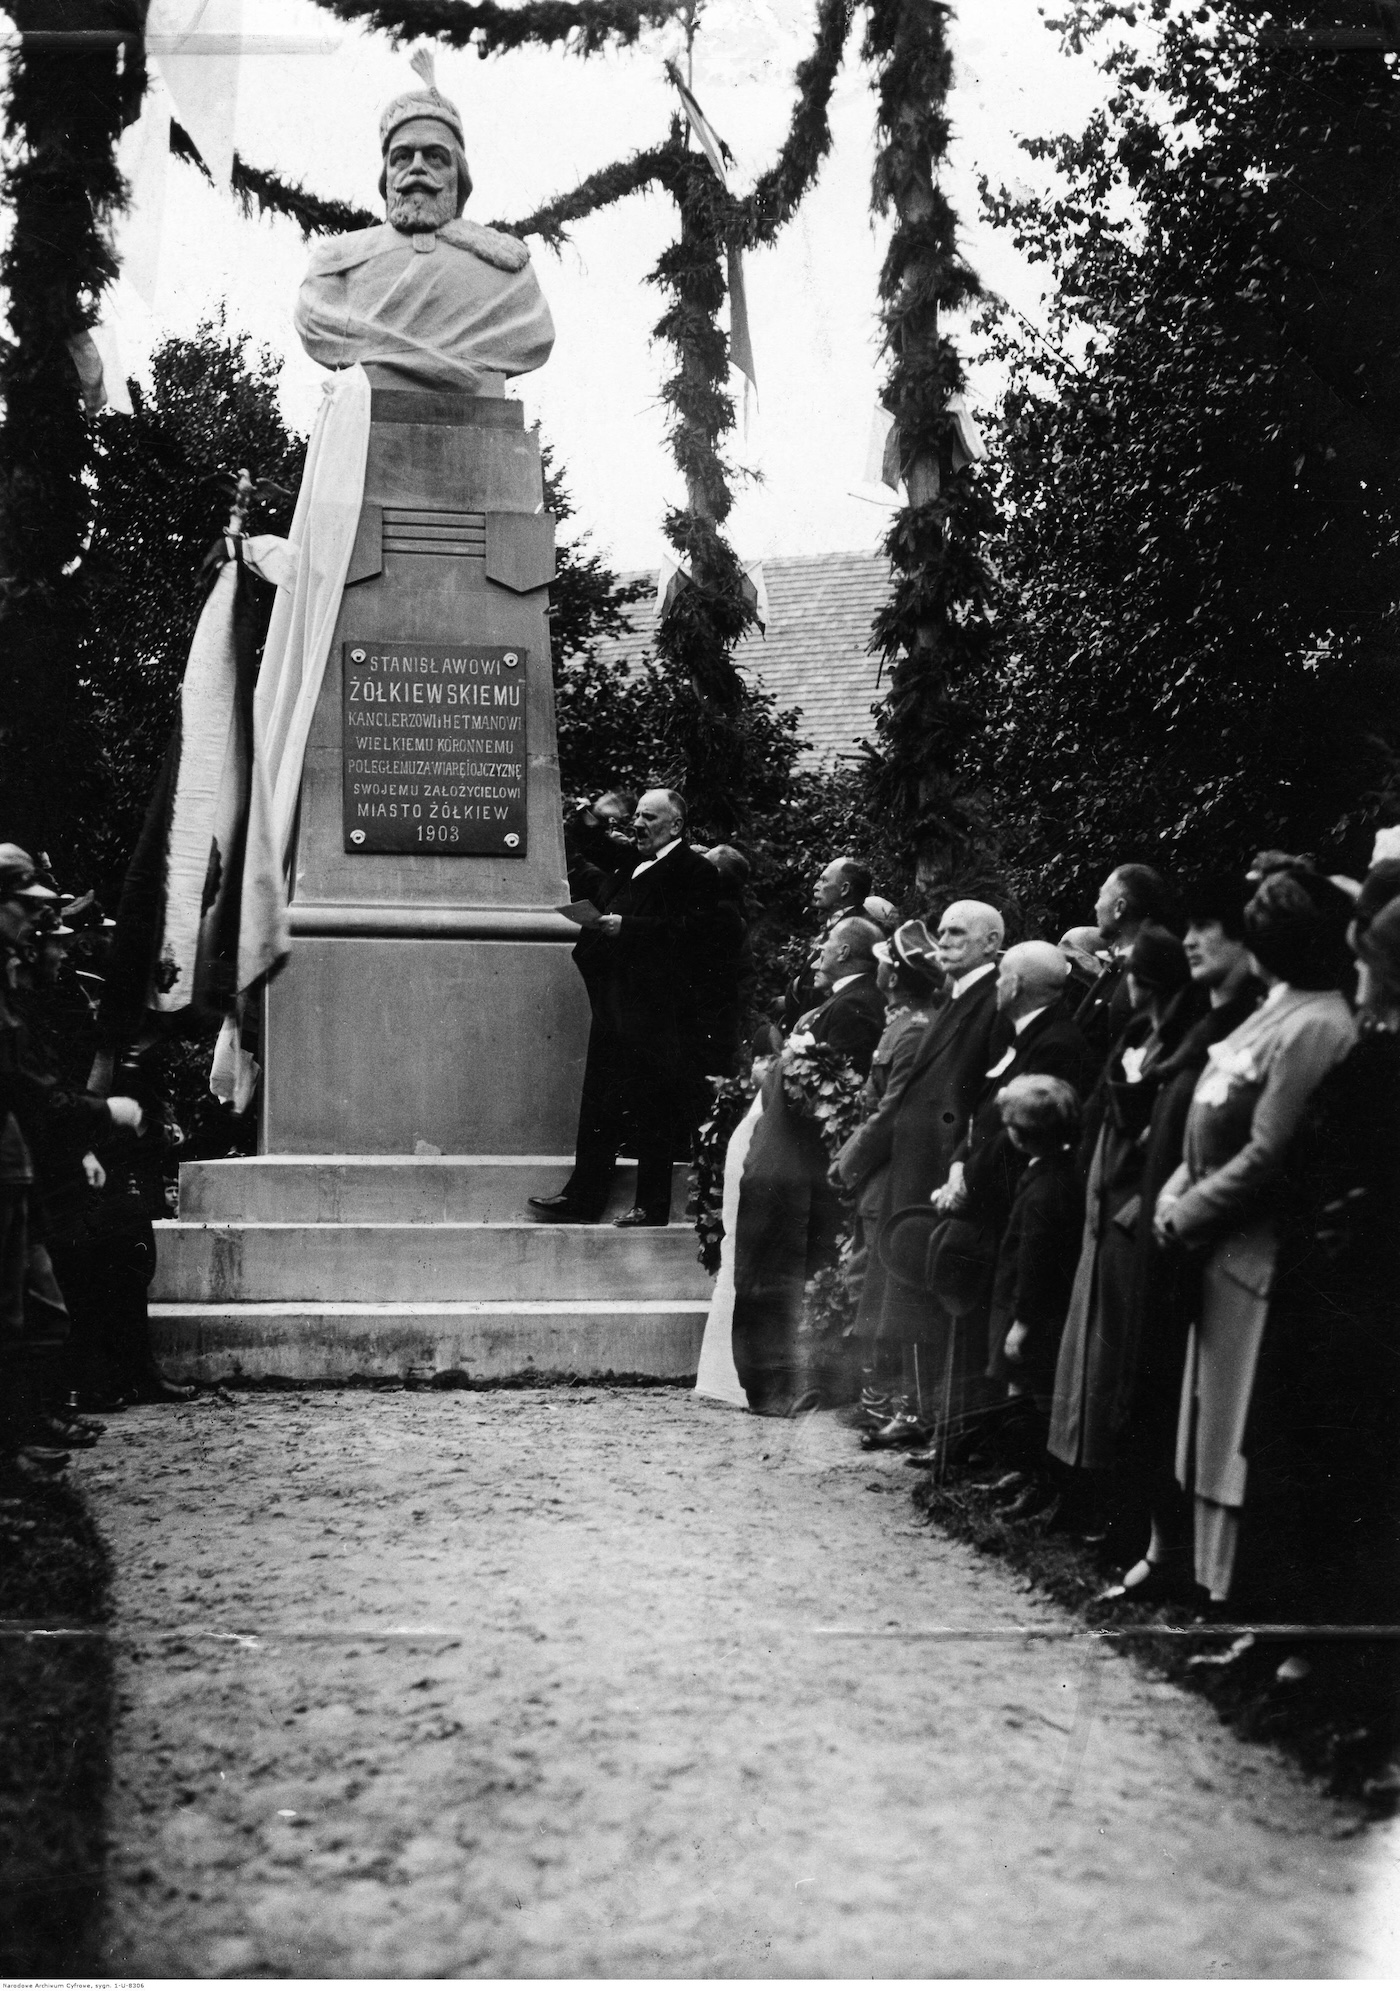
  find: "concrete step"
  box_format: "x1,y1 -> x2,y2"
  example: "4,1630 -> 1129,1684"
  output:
177,1156 -> 692,1224
152,1220 -> 712,1305
150,1300 -> 707,1383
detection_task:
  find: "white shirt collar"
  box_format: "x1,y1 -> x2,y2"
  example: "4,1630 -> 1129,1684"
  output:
831,970 -> 868,994
950,961 -> 997,999
631,836 -> 680,875
1012,1003 -> 1050,1036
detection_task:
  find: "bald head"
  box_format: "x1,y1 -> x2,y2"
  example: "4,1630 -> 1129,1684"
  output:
996,940 -> 1070,1019
816,915 -> 883,988
935,900 -> 1004,982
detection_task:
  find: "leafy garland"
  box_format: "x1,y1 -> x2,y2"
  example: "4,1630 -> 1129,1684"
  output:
312,0 -> 683,57
0,34 -> 135,872
691,1070 -> 757,1275
171,121 -> 379,236
862,0 -> 998,884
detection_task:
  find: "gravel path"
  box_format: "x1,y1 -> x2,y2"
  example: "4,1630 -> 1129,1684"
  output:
73,1387 -> 1384,1977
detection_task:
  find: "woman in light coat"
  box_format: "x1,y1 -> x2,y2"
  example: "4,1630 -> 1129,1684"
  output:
1154,867 -> 1356,1605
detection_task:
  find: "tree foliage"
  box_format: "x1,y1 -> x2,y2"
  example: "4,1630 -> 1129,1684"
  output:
980,0 -> 1400,916
81,321 -> 306,892
0,35 -> 134,874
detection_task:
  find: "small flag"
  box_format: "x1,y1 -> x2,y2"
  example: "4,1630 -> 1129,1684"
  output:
740,560 -> 768,636
664,59 -> 734,187
727,243 -> 757,403
947,393 -> 985,471
863,405 -> 902,491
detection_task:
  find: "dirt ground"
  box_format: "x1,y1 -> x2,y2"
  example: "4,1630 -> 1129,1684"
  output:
70,1386 -> 1396,1977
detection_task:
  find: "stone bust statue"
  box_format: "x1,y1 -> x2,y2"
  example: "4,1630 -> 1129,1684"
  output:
294,52 -> 555,394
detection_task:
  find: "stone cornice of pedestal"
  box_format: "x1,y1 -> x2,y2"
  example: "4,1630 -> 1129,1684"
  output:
286,902 -> 577,940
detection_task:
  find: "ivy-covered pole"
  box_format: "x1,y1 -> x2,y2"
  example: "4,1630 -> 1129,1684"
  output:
646,128 -> 756,831
863,0 -> 996,893
0,20 -> 138,870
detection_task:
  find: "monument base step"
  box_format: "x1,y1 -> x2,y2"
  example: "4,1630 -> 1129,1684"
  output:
150,1299 -> 708,1383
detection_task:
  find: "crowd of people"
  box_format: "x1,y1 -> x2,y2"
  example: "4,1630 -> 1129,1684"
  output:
674,826 -> 1400,1651
1,842 -> 192,1487
10,781 -> 1399,1653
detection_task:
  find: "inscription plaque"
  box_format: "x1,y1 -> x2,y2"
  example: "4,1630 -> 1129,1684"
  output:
342,639 -> 528,856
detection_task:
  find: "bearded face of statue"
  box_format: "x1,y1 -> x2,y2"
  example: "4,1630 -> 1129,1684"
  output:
384,115 -> 461,233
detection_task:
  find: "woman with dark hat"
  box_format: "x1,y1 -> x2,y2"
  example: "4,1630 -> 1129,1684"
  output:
1154,865 -> 1357,1607
1101,876 -> 1261,1603
1046,924 -> 1193,1521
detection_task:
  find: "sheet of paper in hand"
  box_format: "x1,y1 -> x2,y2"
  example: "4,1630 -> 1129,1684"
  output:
555,900 -> 602,927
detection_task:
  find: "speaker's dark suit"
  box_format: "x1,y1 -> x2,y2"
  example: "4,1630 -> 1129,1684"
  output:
854,966 -> 1002,1365
566,840 -> 722,1220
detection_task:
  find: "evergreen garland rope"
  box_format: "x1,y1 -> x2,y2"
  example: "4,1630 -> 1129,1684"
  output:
312,0 -> 682,57
862,0 -> 997,871
171,122 -> 379,237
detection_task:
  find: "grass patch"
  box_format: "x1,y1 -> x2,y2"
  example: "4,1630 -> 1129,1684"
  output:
914,1474 -> 1400,1816
0,1472 -> 113,1974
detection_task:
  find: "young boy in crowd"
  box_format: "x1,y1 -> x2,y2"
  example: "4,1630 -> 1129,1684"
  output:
984,1074 -> 1084,1508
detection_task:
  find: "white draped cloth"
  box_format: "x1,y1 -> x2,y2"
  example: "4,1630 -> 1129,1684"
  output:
250,362 -> 372,867
208,363 -> 371,1104
694,1091 -> 765,1408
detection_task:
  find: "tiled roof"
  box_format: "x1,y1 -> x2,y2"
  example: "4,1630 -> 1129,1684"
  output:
588,551 -> 892,767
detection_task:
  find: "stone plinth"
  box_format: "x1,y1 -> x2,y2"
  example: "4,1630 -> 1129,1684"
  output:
261,386 -> 589,1156
150,1157 -> 709,1383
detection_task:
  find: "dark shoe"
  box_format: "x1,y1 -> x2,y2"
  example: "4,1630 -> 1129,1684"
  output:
787,1388 -> 822,1416
1002,1479 -> 1058,1521
613,1206 -> 668,1228
16,1446 -> 69,1476
1097,1555 -> 1194,1607
38,1416 -> 97,1450
904,1444 -> 943,1470
862,1408 -> 929,1451
130,1378 -> 198,1404
528,1192 -> 598,1222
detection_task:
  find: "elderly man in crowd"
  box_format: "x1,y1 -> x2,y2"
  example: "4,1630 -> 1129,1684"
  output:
531,789 -> 721,1228
853,900 -> 1006,1444
877,940 -> 1094,1465
1072,863 -> 1172,1058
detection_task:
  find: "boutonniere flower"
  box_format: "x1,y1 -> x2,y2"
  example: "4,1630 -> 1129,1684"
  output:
1196,1039 -> 1260,1107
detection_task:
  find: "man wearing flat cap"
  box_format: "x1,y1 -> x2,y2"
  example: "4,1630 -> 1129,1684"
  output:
294,51 -> 554,393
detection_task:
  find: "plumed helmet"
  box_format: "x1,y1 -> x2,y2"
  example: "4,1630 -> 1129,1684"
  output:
380,47 -> 466,152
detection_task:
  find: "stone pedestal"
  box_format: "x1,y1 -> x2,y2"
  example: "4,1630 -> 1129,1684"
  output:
147,382 -> 714,1381
262,385 -> 589,1155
